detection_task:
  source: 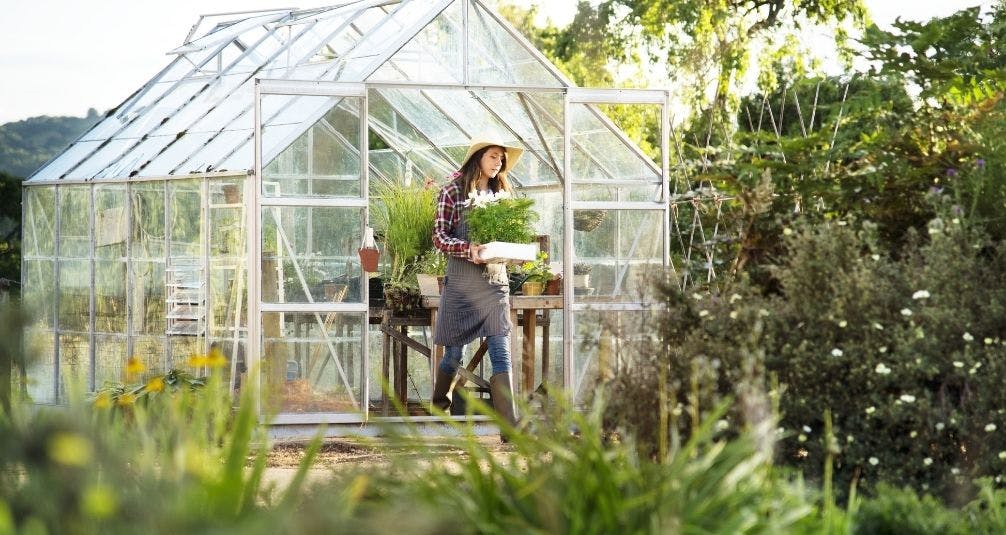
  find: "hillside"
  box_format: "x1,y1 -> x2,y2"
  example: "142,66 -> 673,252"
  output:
0,109 -> 102,179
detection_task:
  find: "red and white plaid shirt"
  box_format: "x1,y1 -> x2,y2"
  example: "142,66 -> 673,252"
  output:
432,180 -> 470,258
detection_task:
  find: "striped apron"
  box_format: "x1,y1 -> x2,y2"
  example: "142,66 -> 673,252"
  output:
433,204 -> 511,346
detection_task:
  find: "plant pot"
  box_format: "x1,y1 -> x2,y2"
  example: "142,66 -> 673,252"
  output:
416,274 -> 440,296
545,277 -> 562,295
358,247 -> 380,272
522,281 -> 544,296
572,274 -> 590,288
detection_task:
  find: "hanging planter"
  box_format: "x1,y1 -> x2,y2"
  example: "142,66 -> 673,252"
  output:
358,226 -> 380,272
573,209 -> 607,232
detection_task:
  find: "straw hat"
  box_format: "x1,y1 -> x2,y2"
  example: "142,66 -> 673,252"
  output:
460,133 -> 524,177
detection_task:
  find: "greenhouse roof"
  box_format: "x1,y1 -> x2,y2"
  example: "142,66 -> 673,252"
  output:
27,0 -> 658,187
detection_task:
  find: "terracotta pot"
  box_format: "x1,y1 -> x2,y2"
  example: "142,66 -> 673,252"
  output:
522,281 -> 544,296
545,277 -> 562,295
358,247 -> 379,272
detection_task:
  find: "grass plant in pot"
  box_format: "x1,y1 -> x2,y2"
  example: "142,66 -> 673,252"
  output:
371,179 -> 437,314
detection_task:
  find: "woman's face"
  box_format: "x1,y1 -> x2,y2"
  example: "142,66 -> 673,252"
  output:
479,146 -> 506,178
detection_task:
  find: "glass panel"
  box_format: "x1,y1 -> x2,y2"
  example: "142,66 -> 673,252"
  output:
572,310 -> 655,404
169,336 -> 205,369
132,182 -> 166,259
473,90 -> 564,186
72,139 -> 137,179
261,206 -> 364,304
117,80 -> 207,140
261,311 -> 365,414
262,96 -> 362,198
377,0 -> 462,83
23,329 -> 55,403
94,335 -> 126,389
572,210 -> 664,303
132,336 -> 167,377
209,178 -> 248,341
58,333 -> 90,399
23,187 -> 55,257
468,2 -> 563,87
99,135 -> 178,179
569,103 -> 662,202
131,261 -> 166,335
23,259 -> 55,330
168,180 -> 203,258
58,186 -> 90,258
94,260 -> 127,334
94,185 -> 127,259
58,259 -> 90,332
29,140 -> 103,181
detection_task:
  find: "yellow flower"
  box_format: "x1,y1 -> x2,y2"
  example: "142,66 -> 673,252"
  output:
125,356 -> 145,379
93,392 -> 112,409
186,354 -> 209,368
116,393 -> 136,407
145,376 -> 165,393
206,346 -> 227,369
48,432 -> 93,466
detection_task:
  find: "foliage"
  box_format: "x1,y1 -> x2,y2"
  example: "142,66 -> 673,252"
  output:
603,211 -> 1006,503
0,110 -> 101,178
514,251 -> 552,284
370,179 -> 437,287
465,192 -> 538,245
413,247 -> 447,277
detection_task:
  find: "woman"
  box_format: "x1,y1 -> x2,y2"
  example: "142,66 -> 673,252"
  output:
431,134 -> 524,431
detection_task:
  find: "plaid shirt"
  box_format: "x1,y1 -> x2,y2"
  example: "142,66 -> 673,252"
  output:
432,181 -> 470,258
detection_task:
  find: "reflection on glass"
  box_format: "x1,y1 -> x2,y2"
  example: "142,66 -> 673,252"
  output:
261,312 -> 364,414
573,210 -> 664,301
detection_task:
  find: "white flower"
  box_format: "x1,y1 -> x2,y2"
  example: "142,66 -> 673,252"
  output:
869,457 -> 879,466
783,227 -> 793,236
912,290 -> 931,300
924,457 -> 933,466
847,435 -> 855,443
953,361 -> 964,368
729,311 -> 738,320
698,309 -> 709,317
900,394 -> 916,403
985,337 -> 994,345
798,434 -> 807,442
729,293 -> 742,303
879,346 -> 888,353
901,308 -> 913,317
691,293 -> 703,301
831,348 -> 843,357
952,218 -> 960,225
936,422 -> 945,431
802,425 -> 812,433
986,423 -> 997,432
951,467 -> 960,475
865,406 -> 876,415
998,451 -> 1006,460
963,332 -> 974,342
910,430 -> 918,438
715,419 -> 729,431
875,363 -> 892,375
873,322 -> 884,330
838,320 -> 848,328
871,254 -> 880,261
758,308 -> 770,317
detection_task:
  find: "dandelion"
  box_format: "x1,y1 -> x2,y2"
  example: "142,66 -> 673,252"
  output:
924,457 -> 933,466
865,406 -> 876,415
187,354 -> 209,368
869,457 -> 879,466
831,348 -> 843,357
93,392 -> 112,410
901,308 -> 913,317
912,290 -> 930,300
986,423 -> 997,432
125,356 -> 145,378
116,393 -> 136,407
145,376 -> 165,393
900,394 -> 916,403
963,332 -> 974,342
206,346 -> 227,368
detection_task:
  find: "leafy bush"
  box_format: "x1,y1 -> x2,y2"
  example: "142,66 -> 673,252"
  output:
465,193 -> 538,245
371,180 -> 438,287
603,209 -> 1006,502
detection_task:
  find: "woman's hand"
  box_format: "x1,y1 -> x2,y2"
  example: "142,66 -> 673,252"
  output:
469,242 -> 485,264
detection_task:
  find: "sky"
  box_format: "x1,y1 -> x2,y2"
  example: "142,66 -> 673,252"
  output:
0,0 -> 995,125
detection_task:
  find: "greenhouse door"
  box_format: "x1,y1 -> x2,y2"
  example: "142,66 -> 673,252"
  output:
562,88 -> 670,403
251,81 -> 371,423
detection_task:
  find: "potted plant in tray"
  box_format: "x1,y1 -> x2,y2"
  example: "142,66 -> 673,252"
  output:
371,179 -> 437,312
466,190 -> 539,284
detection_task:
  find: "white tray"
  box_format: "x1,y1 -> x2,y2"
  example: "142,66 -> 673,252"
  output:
478,241 -> 538,263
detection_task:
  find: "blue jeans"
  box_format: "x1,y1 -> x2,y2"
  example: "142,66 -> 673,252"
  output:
439,335 -> 511,376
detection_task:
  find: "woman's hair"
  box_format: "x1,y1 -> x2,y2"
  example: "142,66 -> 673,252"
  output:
453,145 -> 512,196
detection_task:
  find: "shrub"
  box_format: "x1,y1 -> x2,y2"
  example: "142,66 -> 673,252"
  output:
603,209 -> 1006,502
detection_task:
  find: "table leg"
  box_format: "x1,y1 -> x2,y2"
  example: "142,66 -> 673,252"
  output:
396,325 -> 408,408
541,311 -> 549,389
382,324 -> 390,416
522,309 -> 537,394
509,308 -> 519,389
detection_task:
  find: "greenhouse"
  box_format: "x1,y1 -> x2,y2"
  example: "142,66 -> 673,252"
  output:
20,0 -> 705,426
